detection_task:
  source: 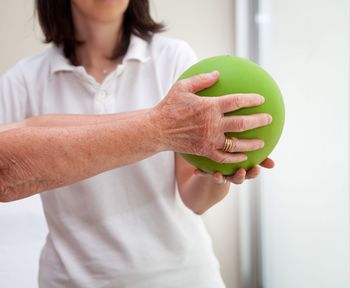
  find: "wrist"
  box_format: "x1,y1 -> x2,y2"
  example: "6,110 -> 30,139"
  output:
148,107 -> 168,152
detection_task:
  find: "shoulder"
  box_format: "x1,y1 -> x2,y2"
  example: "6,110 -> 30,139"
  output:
150,34 -> 197,60
0,49 -> 54,122
150,34 -> 192,51
149,34 -> 198,81
17,48 -> 52,69
16,47 -> 55,78
1,47 -> 55,84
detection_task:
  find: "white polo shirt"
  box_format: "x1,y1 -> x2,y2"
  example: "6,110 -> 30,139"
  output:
0,34 -> 225,288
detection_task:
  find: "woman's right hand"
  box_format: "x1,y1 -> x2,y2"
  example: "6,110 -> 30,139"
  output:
152,71 -> 272,163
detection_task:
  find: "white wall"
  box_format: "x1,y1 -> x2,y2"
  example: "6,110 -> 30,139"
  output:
151,0 -> 235,59
0,1 -> 240,288
151,2 -> 240,288
0,0 -> 46,74
0,1 -> 48,288
258,0 -> 350,287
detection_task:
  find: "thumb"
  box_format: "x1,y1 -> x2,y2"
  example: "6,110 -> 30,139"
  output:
179,70 -> 219,93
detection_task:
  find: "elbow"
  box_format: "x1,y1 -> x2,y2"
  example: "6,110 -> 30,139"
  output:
0,195 -> 15,203
0,162 -> 17,203
180,197 -> 208,215
0,178 -> 17,202
0,144 -> 23,203
0,186 -> 16,203
193,209 -> 206,216
191,205 -> 208,215
182,200 -> 207,215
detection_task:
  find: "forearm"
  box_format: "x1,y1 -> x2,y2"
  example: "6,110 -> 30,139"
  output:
0,110 -> 146,134
180,174 -> 230,215
0,109 -> 163,202
24,110 -> 148,128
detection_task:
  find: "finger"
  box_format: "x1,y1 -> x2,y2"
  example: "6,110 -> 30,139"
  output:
223,113 -> 272,132
209,150 -> 247,164
217,93 -> 265,114
226,168 -> 246,184
260,158 -> 275,168
221,137 -> 264,152
194,170 -> 227,185
259,157 -> 275,168
246,166 -> 261,179
212,172 -> 227,184
179,71 -> 220,93
194,169 -> 211,178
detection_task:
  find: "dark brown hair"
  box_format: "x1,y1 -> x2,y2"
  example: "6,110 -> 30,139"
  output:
35,0 -> 165,65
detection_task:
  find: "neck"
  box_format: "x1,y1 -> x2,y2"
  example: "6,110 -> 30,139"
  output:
73,12 -> 124,70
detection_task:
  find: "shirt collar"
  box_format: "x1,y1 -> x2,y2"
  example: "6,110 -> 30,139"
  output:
50,34 -> 150,75
50,46 -> 75,75
123,34 -> 150,64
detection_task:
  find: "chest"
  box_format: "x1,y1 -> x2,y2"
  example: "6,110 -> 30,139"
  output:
29,61 -> 166,116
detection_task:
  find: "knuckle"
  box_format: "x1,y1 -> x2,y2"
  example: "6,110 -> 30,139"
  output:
199,98 -> 213,111
203,140 -> 216,155
196,98 -> 209,112
213,154 -> 227,163
195,141 -> 213,157
192,141 -> 204,155
256,114 -> 266,124
233,94 -> 243,109
230,138 -> 240,152
201,108 -> 217,137
208,141 -> 217,152
235,118 -> 247,132
196,74 -> 205,82
209,152 -> 219,162
217,135 -> 226,150
247,94 -> 261,106
175,80 -> 185,91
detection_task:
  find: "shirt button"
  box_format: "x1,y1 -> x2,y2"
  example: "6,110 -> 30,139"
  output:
96,90 -> 107,101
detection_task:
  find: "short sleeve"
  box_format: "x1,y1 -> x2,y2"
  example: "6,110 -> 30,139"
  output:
0,62 -> 29,124
172,42 -> 198,82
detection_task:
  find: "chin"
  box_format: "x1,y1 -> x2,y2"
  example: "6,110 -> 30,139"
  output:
73,0 -> 129,23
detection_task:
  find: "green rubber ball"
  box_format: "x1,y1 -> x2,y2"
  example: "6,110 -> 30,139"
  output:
178,55 -> 285,175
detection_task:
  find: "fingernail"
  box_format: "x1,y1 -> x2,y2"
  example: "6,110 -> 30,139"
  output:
209,70 -> 219,78
266,114 -> 273,124
258,95 -> 265,104
258,140 -> 265,148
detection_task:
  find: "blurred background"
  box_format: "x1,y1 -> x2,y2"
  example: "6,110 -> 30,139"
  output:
0,0 -> 349,287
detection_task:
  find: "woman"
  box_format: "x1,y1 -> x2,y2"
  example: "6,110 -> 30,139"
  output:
0,0 -> 273,287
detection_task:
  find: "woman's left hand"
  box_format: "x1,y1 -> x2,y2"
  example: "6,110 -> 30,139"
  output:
193,157 -> 275,185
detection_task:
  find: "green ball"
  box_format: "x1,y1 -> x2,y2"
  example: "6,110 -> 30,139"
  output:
179,55 -> 285,175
